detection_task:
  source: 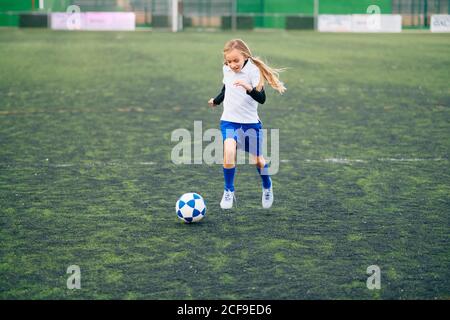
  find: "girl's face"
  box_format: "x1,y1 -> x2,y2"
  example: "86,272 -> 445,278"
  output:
225,49 -> 246,73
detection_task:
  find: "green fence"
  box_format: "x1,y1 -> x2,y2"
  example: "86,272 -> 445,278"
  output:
392,0 -> 450,28
0,0 -> 35,27
238,0 -> 393,29
45,0 -> 124,12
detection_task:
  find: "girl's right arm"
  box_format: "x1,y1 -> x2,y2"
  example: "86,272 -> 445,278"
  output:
209,85 -> 225,107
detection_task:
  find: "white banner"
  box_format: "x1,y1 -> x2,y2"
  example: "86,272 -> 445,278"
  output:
318,15 -> 352,32
352,14 -> 402,33
431,15 -> 450,32
51,12 -> 136,31
319,14 -> 402,33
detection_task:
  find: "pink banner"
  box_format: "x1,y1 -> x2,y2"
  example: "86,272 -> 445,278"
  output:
51,12 -> 136,31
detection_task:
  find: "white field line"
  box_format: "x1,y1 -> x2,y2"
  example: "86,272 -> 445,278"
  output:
0,158 -> 447,169
0,161 -> 158,168
0,107 -> 145,115
50,163 -> 75,168
281,158 -> 447,164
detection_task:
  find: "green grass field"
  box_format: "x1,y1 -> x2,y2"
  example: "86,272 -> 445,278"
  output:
0,29 -> 449,299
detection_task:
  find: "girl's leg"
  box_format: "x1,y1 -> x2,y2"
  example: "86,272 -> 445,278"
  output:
251,154 -> 272,189
252,154 -> 273,209
223,138 -> 237,191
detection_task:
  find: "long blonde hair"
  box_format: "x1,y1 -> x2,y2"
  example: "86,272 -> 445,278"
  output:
223,39 -> 286,94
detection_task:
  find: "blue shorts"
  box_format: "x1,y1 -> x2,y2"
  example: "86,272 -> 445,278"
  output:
220,120 -> 264,156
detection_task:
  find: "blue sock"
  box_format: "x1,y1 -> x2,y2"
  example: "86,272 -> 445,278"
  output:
223,167 -> 236,192
257,164 -> 272,189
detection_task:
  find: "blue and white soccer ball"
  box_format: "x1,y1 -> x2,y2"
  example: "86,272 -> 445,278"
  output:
176,193 -> 206,223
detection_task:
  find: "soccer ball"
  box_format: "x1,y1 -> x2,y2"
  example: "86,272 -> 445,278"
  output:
176,193 -> 206,223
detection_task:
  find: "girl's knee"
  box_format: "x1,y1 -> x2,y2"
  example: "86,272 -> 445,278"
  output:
253,155 -> 266,168
223,152 -> 236,168
223,139 -> 236,168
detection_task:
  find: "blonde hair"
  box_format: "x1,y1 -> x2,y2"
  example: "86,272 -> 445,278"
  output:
223,39 -> 286,94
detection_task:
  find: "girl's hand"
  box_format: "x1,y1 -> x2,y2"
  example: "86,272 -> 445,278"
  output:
208,98 -> 216,107
233,80 -> 252,92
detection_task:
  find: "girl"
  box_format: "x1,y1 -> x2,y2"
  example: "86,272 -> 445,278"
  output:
208,39 -> 286,209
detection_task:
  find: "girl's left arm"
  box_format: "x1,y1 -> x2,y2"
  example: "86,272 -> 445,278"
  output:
246,87 -> 266,104
233,79 -> 266,104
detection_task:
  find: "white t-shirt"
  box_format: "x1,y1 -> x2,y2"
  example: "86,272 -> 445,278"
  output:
221,59 -> 261,124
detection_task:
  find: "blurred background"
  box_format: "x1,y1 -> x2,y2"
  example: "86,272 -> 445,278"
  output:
1,0 -> 449,31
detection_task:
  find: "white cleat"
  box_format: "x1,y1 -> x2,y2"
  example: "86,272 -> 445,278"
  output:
262,187 -> 273,209
220,189 -> 235,209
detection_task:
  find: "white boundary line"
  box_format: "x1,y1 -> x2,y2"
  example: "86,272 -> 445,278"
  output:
282,158 -> 447,164
0,158 -> 447,168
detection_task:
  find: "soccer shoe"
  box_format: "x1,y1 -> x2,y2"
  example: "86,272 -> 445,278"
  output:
262,187 -> 273,209
220,189 -> 235,209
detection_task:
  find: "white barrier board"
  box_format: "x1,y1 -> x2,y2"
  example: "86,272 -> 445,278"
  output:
319,14 -> 402,33
51,12 -> 136,31
431,15 -> 450,32
318,15 -> 352,32
352,14 -> 402,33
